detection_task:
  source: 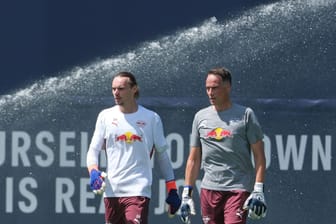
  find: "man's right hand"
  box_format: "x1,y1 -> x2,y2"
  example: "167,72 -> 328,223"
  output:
89,169 -> 107,194
180,186 -> 196,224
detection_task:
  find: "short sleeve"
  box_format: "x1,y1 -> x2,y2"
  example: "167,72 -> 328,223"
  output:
190,113 -> 201,147
245,108 -> 264,144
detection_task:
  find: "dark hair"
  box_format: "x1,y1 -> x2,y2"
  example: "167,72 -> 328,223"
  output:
114,71 -> 140,98
207,67 -> 232,85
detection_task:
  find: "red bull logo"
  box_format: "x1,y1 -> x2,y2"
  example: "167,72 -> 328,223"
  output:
136,120 -> 146,127
116,131 -> 142,143
206,127 -> 232,141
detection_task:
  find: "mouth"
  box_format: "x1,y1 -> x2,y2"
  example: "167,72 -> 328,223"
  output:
209,98 -> 216,104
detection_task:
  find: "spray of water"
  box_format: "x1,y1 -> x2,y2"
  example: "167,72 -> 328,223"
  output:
0,0 -> 335,124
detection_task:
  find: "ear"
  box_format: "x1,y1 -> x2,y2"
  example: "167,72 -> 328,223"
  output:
132,85 -> 138,92
132,85 -> 139,98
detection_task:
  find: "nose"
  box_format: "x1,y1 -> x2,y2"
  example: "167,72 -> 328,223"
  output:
207,88 -> 214,96
113,89 -> 119,96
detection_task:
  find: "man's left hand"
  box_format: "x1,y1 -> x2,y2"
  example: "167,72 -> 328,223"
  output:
243,182 -> 267,219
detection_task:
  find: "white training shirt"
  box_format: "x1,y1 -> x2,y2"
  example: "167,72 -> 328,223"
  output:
87,105 -> 169,198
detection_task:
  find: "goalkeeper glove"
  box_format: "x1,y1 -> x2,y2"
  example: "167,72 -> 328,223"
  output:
165,180 -> 181,217
243,182 -> 267,219
89,169 -> 107,195
180,186 -> 196,223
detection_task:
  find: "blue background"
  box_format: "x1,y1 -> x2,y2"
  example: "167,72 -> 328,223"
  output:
0,0 -> 275,94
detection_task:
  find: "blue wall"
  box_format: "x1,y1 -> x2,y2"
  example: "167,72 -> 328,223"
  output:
0,0 -> 275,94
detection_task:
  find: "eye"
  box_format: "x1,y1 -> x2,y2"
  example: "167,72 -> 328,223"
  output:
113,87 -> 124,91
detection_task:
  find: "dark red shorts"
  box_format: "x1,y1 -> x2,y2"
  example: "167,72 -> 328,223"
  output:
200,188 -> 250,224
104,196 -> 150,224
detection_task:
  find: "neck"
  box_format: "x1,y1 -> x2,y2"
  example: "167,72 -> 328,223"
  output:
213,101 -> 232,111
119,102 -> 138,114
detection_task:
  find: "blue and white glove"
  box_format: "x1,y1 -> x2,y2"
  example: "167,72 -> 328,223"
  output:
180,186 -> 196,224
165,180 -> 181,217
243,182 -> 267,219
89,169 -> 107,195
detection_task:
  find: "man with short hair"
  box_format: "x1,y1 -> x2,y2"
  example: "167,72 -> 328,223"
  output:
180,67 -> 267,224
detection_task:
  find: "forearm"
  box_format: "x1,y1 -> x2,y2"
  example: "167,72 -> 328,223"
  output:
86,146 -> 100,173
155,150 -> 175,182
185,162 -> 200,186
87,113 -> 105,173
184,147 -> 201,186
252,140 -> 266,183
255,160 -> 266,183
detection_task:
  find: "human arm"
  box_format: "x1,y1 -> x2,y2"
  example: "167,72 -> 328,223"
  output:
245,107 -> 266,182
184,112 -> 202,187
155,149 -> 181,216
151,112 -> 181,215
184,146 -> 202,187
86,112 -> 106,194
87,145 -> 107,194
251,139 -> 266,183
243,139 -> 267,219
180,146 -> 202,223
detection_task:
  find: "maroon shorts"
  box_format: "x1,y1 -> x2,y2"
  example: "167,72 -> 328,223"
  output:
104,196 -> 150,224
200,188 -> 250,224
